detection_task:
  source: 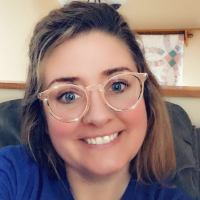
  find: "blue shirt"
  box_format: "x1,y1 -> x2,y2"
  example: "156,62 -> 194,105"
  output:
0,145 -> 195,200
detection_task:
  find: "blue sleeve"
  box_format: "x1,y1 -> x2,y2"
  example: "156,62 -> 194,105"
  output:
0,145 -> 34,200
0,147 -> 17,200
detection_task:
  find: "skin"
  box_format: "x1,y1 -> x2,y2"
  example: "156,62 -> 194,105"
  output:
42,31 -> 147,200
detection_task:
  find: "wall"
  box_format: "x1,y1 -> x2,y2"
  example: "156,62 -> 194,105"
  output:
119,0 -> 200,29
183,31 -> 200,86
0,89 -> 24,104
0,0 -> 61,82
165,97 -> 200,128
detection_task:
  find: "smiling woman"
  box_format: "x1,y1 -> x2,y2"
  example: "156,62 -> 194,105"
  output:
0,2 -> 195,200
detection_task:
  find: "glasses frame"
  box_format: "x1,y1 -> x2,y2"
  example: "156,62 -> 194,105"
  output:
38,72 -> 148,123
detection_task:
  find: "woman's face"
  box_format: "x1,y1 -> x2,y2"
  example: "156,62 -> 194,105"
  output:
42,31 -> 147,178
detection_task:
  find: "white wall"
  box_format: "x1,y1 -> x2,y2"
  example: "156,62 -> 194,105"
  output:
0,89 -> 24,103
120,0 -> 200,29
0,0 -> 61,82
165,97 -> 200,128
183,30 -> 200,86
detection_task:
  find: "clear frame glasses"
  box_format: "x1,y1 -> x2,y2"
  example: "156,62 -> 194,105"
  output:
38,72 -> 148,123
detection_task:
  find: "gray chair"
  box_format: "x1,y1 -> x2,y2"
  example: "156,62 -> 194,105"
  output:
0,99 -> 22,147
166,102 -> 200,200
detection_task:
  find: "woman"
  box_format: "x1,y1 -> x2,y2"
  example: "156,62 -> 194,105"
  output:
0,2 -> 194,200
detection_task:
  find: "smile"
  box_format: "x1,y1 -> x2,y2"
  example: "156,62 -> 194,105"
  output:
84,132 -> 120,145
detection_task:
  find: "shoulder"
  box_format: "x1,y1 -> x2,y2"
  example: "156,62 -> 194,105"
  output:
123,176 -> 195,200
0,145 -> 73,200
0,145 -> 40,199
0,145 -> 38,181
0,145 -> 34,168
0,144 -> 40,178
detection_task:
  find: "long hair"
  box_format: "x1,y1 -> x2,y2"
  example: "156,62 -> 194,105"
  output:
22,1 -> 176,183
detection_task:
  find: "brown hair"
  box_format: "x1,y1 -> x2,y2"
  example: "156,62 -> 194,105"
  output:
22,1 -> 176,183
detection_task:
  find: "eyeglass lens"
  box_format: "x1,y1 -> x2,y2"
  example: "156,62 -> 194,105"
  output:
47,74 -> 142,121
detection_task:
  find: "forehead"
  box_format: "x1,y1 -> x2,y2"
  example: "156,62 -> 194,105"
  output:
42,31 -> 138,89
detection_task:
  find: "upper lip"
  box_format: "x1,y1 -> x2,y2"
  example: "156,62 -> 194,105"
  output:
81,131 -> 122,140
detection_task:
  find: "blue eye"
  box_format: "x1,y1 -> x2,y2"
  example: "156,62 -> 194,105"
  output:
58,91 -> 80,104
64,92 -> 75,102
111,82 -> 127,92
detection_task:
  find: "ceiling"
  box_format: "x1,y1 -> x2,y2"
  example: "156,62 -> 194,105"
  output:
119,0 -> 200,29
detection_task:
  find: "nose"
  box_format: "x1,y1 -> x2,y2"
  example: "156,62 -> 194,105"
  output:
82,90 -> 115,127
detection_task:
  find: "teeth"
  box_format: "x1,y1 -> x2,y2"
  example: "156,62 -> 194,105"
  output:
96,137 -> 103,145
110,134 -> 114,141
87,138 -> 91,144
91,138 -> 96,144
84,133 -> 119,145
103,136 -> 110,144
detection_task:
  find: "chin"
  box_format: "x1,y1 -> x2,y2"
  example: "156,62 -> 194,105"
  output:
78,158 -> 130,180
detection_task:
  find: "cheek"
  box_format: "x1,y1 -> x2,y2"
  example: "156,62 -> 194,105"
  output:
117,99 -> 147,159
48,120 -> 77,137
117,99 -> 147,128
44,104 -> 79,139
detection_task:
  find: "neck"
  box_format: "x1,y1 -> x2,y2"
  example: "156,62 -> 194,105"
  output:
66,165 -> 131,200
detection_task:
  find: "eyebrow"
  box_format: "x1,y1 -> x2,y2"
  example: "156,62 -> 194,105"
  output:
47,77 -> 79,89
47,66 -> 132,89
102,66 -> 132,76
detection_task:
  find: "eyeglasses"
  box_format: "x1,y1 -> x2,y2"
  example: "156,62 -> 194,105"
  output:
38,72 -> 148,123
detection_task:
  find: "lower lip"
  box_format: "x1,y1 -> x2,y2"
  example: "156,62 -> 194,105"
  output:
81,131 -> 122,150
